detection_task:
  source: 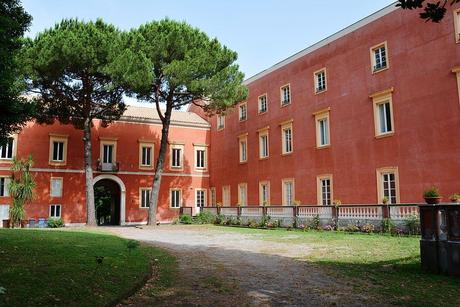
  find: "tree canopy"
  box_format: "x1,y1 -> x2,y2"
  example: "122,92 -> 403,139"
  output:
0,0 -> 33,145
397,0 -> 460,22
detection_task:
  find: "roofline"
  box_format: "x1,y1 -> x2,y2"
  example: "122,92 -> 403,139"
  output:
243,2 -> 399,86
118,116 -> 211,129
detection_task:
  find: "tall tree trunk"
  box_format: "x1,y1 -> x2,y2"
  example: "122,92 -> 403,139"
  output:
148,106 -> 173,225
83,117 -> 97,226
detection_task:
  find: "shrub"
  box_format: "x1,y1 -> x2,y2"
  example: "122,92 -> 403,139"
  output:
382,218 -> 395,234
361,223 -> 375,233
214,214 -> 224,225
126,240 -> 140,253
423,186 -> 440,198
322,224 -> 334,231
195,211 -> 216,224
179,214 -> 193,224
310,215 -> 320,230
450,193 -> 460,202
345,224 -> 360,233
47,217 -> 64,228
405,214 -> 421,235
248,219 -> 259,228
259,215 -> 270,228
267,219 -> 281,229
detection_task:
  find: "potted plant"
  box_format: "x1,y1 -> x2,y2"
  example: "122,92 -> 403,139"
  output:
423,186 -> 442,204
449,193 -> 460,204
382,197 -> 389,205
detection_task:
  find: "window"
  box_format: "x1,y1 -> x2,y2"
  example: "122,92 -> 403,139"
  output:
140,188 -> 150,208
50,178 -> 63,198
0,177 -> 10,197
49,134 -> 68,165
222,185 -> 231,206
317,175 -> 333,206
314,108 -> 330,148
195,189 -> 206,208
258,94 -> 268,114
99,138 -> 117,165
238,183 -> 247,206
0,137 -> 15,160
371,88 -> 394,137
238,134 -> 248,163
194,145 -> 207,170
454,9 -> 460,43
170,189 -> 182,208
280,84 -> 291,106
239,102 -> 247,121
370,42 -> 388,73
139,142 -> 154,169
314,68 -> 327,93
259,181 -> 270,206
49,204 -> 61,218
258,128 -> 269,159
217,115 -> 225,130
280,120 -> 293,155
170,144 -> 184,169
282,179 -> 294,206
377,167 -> 400,204
210,187 -> 216,206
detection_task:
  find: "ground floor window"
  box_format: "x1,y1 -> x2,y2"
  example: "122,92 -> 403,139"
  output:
317,175 -> 332,206
222,186 -> 230,206
196,189 -> 206,208
140,188 -> 150,208
210,187 -> 216,206
238,183 -> 247,206
49,204 -> 61,218
0,177 -> 10,197
170,189 -> 181,208
259,181 -> 270,206
282,179 -> 294,206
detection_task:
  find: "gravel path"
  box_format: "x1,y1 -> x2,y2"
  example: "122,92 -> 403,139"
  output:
108,225 -> 375,306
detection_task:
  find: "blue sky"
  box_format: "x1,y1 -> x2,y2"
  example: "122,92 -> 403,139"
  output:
22,0 -> 396,80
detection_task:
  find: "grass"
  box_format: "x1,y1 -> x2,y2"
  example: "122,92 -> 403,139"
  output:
210,225 -> 460,306
0,229 -> 176,307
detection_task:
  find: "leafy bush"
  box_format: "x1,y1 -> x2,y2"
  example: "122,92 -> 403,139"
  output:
361,223 -> 375,233
195,211 -> 216,224
423,186 -> 440,198
47,218 -> 64,228
405,214 -> 421,235
345,224 -> 360,233
248,219 -> 259,228
259,215 -> 270,227
267,219 -> 281,229
310,215 -> 321,230
322,224 -> 334,231
382,218 -> 395,234
126,240 -> 140,252
214,214 -> 224,225
450,193 -> 460,202
179,214 -> 193,224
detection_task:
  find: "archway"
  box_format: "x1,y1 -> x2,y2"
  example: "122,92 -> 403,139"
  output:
93,175 -> 126,225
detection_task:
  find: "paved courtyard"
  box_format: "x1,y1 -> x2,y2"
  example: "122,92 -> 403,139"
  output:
108,225 -> 377,306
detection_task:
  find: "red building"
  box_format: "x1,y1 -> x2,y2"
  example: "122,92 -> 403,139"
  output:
1,3 -> 460,225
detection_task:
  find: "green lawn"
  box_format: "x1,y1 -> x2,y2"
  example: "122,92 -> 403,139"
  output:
213,226 -> 460,306
0,229 -> 176,307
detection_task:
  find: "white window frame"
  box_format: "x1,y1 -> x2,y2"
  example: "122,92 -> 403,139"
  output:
49,204 -> 62,218
371,89 -> 394,138
194,144 -> 208,171
170,143 -> 184,170
258,94 -> 268,114
238,183 -> 247,207
454,9 -> 460,43
139,141 -> 154,170
238,134 -> 248,163
370,41 -> 389,73
280,84 -> 291,106
314,68 -> 327,94
50,177 -> 63,198
314,108 -> 331,148
49,134 -> 68,166
0,177 -> 10,197
282,179 -> 295,206
170,188 -> 182,208
239,102 -> 247,121
222,185 -> 231,206
195,188 -> 207,208
209,187 -> 216,207
258,127 -> 269,159
0,136 -> 17,161
376,167 -> 400,204
259,181 -> 270,206
317,175 -> 333,206
99,138 -> 117,165
217,114 -> 225,130
280,120 -> 293,155
139,188 -> 151,208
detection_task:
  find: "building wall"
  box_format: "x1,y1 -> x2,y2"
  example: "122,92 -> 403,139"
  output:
0,119 -> 210,224
205,4 -> 460,206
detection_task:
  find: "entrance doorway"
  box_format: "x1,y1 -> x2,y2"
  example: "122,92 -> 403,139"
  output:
94,179 -> 121,225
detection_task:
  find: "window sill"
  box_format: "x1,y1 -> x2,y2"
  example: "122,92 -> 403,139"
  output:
372,66 -> 389,75
315,89 -> 327,95
258,111 -> 268,115
194,168 -> 208,172
280,102 -> 291,108
316,144 -> 331,150
259,156 -> 269,161
0,159 -> 13,164
170,207 -> 181,209
49,161 -> 67,166
139,207 -> 149,210
239,119 -> 247,122
239,161 -> 248,164
375,132 -> 394,139
281,152 -> 293,156
139,165 -> 154,170
169,167 -> 184,172
217,128 -> 225,131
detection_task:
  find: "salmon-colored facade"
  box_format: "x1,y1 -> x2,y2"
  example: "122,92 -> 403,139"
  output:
198,3 -> 460,207
2,3 -> 460,225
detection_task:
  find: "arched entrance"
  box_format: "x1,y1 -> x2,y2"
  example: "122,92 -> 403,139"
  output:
93,175 -> 126,226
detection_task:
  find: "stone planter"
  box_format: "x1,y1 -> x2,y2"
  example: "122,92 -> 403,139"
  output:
424,197 -> 442,205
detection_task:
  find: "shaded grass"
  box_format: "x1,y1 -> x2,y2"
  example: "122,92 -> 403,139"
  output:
0,229 -> 175,307
207,225 -> 460,306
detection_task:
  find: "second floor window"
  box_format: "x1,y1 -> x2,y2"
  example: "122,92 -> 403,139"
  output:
239,138 -> 247,163
196,148 -> 206,169
372,43 -> 388,72
315,69 -> 327,93
103,144 -> 114,163
217,115 -> 225,130
52,141 -> 65,162
258,95 -> 267,113
259,133 -> 269,158
171,147 -> 182,168
0,177 -> 10,197
282,125 -> 293,154
377,101 -> 392,134
0,138 -> 14,160
280,85 -> 291,106
239,103 -> 247,121
141,146 -> 152,166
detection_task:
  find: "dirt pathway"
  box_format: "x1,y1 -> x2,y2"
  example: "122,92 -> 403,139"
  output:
108,225 -> 375,306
